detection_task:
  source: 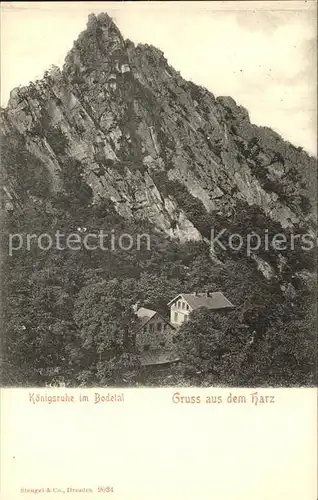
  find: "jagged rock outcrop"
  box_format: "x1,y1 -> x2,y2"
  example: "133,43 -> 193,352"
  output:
1,12 -> 316,242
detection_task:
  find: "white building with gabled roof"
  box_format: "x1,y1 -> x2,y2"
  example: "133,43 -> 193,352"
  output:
168,292 -> 235,327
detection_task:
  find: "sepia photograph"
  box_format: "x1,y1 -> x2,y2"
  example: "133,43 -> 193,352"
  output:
1,0 -> 317,389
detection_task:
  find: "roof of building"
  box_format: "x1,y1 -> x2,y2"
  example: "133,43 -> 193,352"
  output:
136,307 -> 157,320
167,292 -> 235,311
134,307 -> 175,332
139,349 -> 180,367
135,307 -> 158,330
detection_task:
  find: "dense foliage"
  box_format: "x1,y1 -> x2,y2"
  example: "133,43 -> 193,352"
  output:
1,159 -> 316,387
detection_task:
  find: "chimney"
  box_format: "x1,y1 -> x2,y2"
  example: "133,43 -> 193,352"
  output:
132,301 -> 140,313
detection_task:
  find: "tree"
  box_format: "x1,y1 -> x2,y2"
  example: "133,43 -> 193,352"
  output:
176,308 -> 250,386
134,272 -> 181,315
73,278 -> 137,385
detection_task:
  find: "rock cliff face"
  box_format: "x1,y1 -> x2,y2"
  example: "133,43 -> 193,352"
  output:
1,13 -> 316,242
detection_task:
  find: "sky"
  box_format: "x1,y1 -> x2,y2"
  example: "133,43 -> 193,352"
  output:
0,1 -> 317,155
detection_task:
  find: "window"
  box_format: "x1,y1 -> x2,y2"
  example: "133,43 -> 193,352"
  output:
149,324 -> 154,332
182,302 -> 185,309
143,345 -> 150,351
174,312 -> 178,322
186,304 -> 189,310
157,323 -> 162,332
177,301 -> 181,308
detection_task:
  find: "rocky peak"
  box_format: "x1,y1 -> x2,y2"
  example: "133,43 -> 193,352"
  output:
1,12 -> 317,248
64,13 -> 130,88
66,12 -> 125,61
